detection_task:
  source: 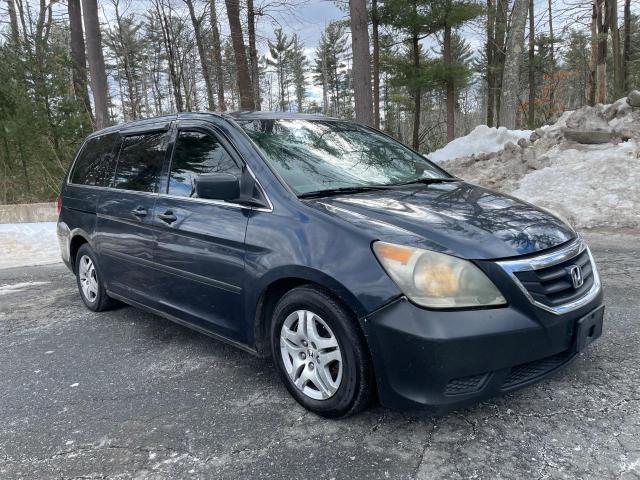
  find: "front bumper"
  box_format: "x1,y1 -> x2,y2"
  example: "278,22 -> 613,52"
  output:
364,286 -> 604,414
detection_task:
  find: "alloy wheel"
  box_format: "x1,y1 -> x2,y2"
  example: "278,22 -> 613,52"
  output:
279,309 -> 343,400
78,255 -> 98,303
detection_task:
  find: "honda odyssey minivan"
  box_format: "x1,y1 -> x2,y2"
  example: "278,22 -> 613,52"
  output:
58,112 -> 604,418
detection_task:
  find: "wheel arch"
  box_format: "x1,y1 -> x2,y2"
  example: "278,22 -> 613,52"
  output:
68,230 -> 92,271
250,267 -> 369,358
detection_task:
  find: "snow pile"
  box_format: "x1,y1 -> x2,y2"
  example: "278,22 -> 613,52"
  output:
0,222 -> 61,269
428,125 -> 532,163
514,140 -> 640,229
436,95 -> 640,229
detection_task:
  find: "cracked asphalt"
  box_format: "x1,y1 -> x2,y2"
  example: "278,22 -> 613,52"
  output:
0,232 -> 639,479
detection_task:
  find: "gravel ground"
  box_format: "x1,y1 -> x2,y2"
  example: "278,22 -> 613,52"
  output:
0,232 -> 638,480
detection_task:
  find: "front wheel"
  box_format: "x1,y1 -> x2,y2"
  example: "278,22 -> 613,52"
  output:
270,286 -> 373,418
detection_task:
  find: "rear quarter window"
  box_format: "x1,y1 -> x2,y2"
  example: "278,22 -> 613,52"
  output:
69,133 -> 121,186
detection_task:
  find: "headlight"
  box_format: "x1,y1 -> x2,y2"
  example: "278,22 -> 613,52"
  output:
372,241 -> 507,308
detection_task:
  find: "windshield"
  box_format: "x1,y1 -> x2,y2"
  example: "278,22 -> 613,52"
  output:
238,119 -> 451,195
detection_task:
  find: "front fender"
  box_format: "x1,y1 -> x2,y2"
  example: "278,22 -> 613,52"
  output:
248,265 -> 370,322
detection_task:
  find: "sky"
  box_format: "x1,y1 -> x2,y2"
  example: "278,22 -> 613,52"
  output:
35,0 -> 639,112
261,0 -> 346,48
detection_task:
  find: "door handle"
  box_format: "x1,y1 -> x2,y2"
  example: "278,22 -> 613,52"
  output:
131,207 -> 148,218
158,210 -> 177,224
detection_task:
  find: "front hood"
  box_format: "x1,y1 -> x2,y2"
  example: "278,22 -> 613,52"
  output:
308,181 -> 575,260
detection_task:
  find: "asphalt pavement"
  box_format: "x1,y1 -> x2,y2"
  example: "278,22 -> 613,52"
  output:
0,232 -> 639,479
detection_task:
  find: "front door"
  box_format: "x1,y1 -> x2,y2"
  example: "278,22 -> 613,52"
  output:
97,127 -> 171,305
151,122 -> 249,341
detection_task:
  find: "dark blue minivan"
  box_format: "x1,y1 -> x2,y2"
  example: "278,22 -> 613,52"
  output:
58,112 -> 604,417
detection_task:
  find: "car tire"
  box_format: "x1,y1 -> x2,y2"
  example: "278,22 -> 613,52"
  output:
270,285 -> 373,418
75,244 -> 116,312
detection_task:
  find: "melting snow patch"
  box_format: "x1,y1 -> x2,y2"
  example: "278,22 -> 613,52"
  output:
0,281 -> 50,295
0,222 -> 60,269
513,140 -> 640,229
427,125 -> 532,162
435,96 -> 640,229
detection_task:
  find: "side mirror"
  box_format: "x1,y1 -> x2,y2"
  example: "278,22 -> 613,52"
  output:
195,173 -> 240,201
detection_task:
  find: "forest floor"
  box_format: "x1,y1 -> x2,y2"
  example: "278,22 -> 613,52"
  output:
0,232 -> 639,479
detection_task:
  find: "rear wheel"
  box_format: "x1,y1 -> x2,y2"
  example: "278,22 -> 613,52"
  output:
270,286 -> 373,418
75,244 -> 116,312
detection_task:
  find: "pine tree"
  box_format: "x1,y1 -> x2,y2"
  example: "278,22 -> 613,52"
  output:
430,0 -> 483,140
267,29 -> 295,111
291,35 -> 309,112
379,0 -> 441,149
313,22 -> 349,116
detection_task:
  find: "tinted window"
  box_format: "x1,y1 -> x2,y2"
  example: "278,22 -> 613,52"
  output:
70,133 -> 121,186
113,131 -> 168,192
168,130 -> 241,198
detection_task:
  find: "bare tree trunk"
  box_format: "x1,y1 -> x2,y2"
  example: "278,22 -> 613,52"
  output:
372,0 -> 380,128
114,0 -> 139,119
247,0 -> 261,110
185,0 -> 215,111
224,0 -> 254,110
411,32 -> 421,150
210,0 -> 226,111
444,24 -> 454,141
548,0 -> 555,113
528,0 -> 535,129
155,0 -> 184,112
588,2 -> 598,105
117,62 -> 127,121
18,143 -> 31,194
332,57 -> 340,115
486,0 -> 495,127
7,0 -> 21,45
67,0 -> 93,123
151,42 -> 164,114
499,0 -> 527,128
595,0 -> 609,104
142,55 -> 151,116
321,51 -> 329,114
609,0 -> 623,99
622,0 -> 631,91
349,0 -> 373,126
493,0 -> 508,125
278,60 -> 286,111
82,0 -> 110,128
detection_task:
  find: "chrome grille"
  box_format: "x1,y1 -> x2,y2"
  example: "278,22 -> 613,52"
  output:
497,238 -> 601,315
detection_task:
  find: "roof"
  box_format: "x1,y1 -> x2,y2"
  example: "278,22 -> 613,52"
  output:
87,111 -> 343,138
225,111 -> 339,122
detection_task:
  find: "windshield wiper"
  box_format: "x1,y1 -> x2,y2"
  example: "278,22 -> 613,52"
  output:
298,185 -> 390,199
390,177 -> 460,187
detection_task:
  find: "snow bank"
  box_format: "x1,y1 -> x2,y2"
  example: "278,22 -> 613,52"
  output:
437,95 -> 640,229
0,222 -> 61,269
513,141 -> 640,229
427,125 -> 532,162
